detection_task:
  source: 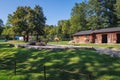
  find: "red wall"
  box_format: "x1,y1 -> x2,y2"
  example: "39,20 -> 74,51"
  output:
74,35 -> 93,43
74,31 -> 120,44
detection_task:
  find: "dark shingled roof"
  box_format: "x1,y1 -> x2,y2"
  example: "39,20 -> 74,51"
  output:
94,27 -> 120,33
73,30 -> 93,36
74,27 -> 120,36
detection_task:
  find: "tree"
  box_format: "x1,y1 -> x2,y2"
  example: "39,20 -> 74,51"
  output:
69,0 -> 118,32
70,2 -> 88,34
61,20 -> 70,39
0,19 -> 4,35
6,14 -> 13,26
87,0 -> 109,30
103,0 -> 117,27
115,0 -> 120,26
2,26 -> 15,40
11,6 -> 29,41
11,5 -> 46,42
57,20 -> 71,40
44,25 -> 55,39
33,5 -> 46,41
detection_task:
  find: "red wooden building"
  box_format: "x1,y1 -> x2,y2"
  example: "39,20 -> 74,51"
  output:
73,27 -> 120,44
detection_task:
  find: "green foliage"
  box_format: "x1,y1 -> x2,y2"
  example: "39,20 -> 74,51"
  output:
33,5 -> 46,35
4,0 -> 120,41
69,0 -> 118,32
11,5 -> 46,42
11,6 -> 29,36
57,20 -> 71,40
2,26 -> 15,40
103,0 -> 117,27
6,14 -> 13,26
87,0 -> 108,29
0,19 -> 4,35
70,2 -> 88,33
44,25 -> 57,40
115,0 -> 120,26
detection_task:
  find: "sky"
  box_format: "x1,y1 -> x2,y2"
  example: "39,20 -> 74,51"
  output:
0,0 -> 83,25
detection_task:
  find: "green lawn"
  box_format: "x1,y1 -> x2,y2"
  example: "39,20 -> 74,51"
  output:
0,42 -> 120,80
7,40 -> 27,44
49,41 -> 120,49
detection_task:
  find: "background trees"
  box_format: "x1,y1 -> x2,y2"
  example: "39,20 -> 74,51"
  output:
33,5 -> 46,41
1,0 -> 120,41
56,0 -> 119,40
57,20 -> 71,40
87,0 -> 108,29
102,0 -> 117,27
70,2 -> 88,33
0,19 -> 4,35
2,26 -> 15,40
115,0 -> 120,26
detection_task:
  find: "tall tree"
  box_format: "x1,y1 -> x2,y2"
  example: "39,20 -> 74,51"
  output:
11,6 -> 29,41
57,20 -> 62,39
103,0 -> 117,27
33,5 -> 46,41
11,5 -> 46,42
6,14 -> 13,26
0,19 -> 4,35
2,26 -> 15,40
87,0 -> 108,29
57,20 -> 71,40
44,25 -> 56,39
70,2 -> 88,34
115,0 -> 120,26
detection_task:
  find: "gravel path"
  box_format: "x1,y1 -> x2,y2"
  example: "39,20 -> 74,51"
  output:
14,44 -> 120,57
95,48 -> 120,57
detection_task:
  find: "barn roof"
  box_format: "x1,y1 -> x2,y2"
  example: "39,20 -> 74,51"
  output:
94,27 -> 120,33
73,30 -> 93,36
74,27 -> 120,36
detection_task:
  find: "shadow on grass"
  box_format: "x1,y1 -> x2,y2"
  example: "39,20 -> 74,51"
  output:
0,43 -> 120,80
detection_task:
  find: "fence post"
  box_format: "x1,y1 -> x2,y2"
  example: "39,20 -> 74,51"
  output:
88,73 -> 93,80
43,65 -> 47,80
14,59 -> 16,75
14,53 -> 16,75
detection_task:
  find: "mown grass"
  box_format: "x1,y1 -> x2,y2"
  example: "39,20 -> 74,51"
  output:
49,41 -> 120,49
49,41 -> 68,45
0,42 -> 120,80
7,40 -> 27,44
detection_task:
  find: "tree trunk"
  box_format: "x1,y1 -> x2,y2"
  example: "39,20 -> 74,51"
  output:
36,34 -> 39,41
23,35 -> 26,41
26,34 -> 29,42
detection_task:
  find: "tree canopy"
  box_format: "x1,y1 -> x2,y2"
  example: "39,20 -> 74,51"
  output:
1,0 -> 120,41
10,5 -> 46,42
0,19 -> 4,35
70,2 -> 88,33
115,0 -> 120,26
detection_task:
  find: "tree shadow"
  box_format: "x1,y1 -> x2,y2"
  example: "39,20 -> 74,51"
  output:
0,43 -> 120,80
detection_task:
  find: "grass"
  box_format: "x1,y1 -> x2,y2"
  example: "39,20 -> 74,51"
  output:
0,42 -> 120,80
0,40 -> 27,45
49,41 -> 120,49
7,40 -> 27,44
49,41 -> 68,45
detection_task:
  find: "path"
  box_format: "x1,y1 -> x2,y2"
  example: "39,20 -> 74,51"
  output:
13,44 -> 120,57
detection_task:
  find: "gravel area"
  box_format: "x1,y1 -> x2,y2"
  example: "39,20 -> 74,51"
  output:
95,48 -> 120,57
13,44 -> 120,57
14,44 -> 95,50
